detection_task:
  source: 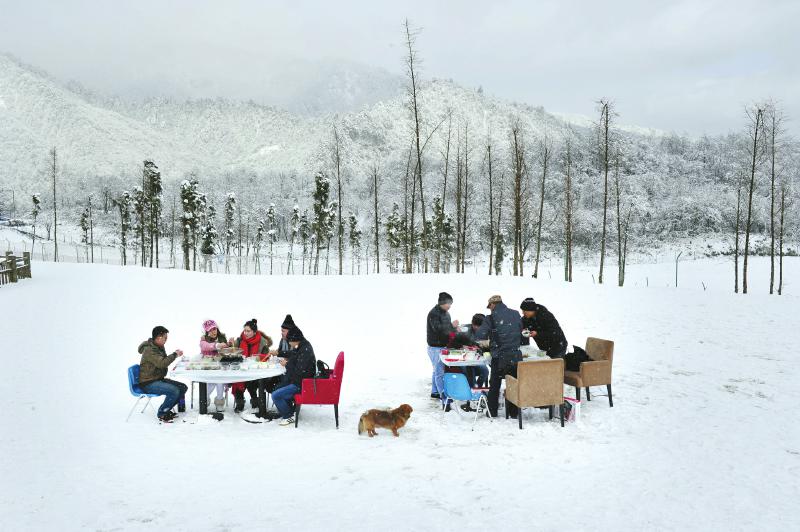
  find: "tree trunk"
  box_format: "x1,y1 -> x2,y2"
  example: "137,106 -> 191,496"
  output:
487,143 -> 494,275
743,106 -> 763,294
598,101 -> 610,285
534,138 -> 548,278
734,182 -> 742,293
50,147 -> 59,262
778,185 -> 785,295
373,166 -> 380,273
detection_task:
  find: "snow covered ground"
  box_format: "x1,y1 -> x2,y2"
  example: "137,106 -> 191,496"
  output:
1,261 -> 799,531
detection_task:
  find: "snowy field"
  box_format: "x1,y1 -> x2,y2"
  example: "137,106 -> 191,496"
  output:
1,260 -> 799,531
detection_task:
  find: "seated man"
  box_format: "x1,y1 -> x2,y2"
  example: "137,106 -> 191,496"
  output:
461,313 -> 489,388
137,325 -> 187,423
271,326 -> 317,426
520,297 -> 568,359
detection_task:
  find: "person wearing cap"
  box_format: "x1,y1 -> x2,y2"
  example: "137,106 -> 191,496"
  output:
137,325 -> 186,423
272,326 -> 317,426
269,314 -> 295,359
520,297 -> 568,359
199,319 -> 229,412
426,291 -> 459,407
475,295 -> 523,418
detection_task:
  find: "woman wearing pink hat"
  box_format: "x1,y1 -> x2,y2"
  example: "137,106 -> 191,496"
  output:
199,319 -> 228,412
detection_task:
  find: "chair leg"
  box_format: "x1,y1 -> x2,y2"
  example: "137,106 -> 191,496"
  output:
560,403 -> 565,427
548,406 -> 554,420
190,381 -> 194,409
140,397 -> 152,413
576,387 -> 581,401
586,387 -> 591,401
607,384 -> 613,407
334,403 -> 339,429
505,399 -> 509,419
294,404 -> 301,428
518,408 -> 523,430
126,397 -> 142,422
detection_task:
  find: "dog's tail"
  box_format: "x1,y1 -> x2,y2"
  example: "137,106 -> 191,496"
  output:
357,414 -> 365,435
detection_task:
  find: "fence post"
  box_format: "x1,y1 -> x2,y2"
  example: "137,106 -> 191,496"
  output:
23,252 -> 31,278
8,253 -> 18,283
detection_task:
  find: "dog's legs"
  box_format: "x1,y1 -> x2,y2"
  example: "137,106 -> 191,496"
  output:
392,428 -> 399,437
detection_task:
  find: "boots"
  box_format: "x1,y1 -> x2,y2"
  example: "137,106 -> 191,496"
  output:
214,397 -> 225,412
233,391 -> 245,413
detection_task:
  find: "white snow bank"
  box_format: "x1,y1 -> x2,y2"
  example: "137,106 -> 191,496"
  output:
1,263 -> 798,530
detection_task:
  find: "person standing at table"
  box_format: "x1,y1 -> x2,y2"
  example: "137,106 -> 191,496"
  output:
137,325 -> 186,423
272,326 -> 317,426
475,295 -> 522,419
230,319 -> 273,414
199,319 -> 229,412
426,292 -> 459,409
520,297 -> 568,359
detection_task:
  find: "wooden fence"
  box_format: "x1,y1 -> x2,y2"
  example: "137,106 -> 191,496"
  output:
0,252 -> 32,286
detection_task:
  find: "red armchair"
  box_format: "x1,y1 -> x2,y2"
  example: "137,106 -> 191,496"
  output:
294,352 -> 344,428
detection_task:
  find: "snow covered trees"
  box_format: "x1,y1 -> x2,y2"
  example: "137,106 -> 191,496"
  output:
180,178 -> 204,271
113,191 -> 132,266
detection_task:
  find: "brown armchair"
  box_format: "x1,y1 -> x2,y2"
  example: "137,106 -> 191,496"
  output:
563,337 -> 614,406
505,358 -> 565,429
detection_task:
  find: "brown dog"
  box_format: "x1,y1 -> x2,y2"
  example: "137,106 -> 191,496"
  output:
357,404 -> 413,437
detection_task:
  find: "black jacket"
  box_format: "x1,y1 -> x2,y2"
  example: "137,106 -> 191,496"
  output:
521,304 -> 567,358
475,302 -> 522,360
285,339 -> 317,387
427,305 -> 455,347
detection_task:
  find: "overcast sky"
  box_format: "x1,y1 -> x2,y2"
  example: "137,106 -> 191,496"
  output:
1,0 -> 797,135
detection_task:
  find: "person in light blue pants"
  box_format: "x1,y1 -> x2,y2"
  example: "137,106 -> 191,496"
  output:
426,292 -> 458,407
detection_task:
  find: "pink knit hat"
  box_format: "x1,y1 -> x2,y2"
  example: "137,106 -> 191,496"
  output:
203,319 -> 218,333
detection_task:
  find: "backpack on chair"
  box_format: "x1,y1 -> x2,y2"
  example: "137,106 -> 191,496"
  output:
316,360 -> 332,379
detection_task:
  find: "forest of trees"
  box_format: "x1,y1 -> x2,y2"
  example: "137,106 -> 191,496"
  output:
3,22 -> 797,295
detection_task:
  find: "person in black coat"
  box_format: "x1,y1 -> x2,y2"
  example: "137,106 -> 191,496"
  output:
426,292 -> 459,404
272,326 -> 317,425
475,295 -> 523,418
520,297 -> 568,359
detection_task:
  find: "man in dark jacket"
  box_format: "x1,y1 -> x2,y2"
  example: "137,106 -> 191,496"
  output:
137,325 -> 187,423
520,297 -> 568,359
273,326 -> 317,426
426,292 -> 459,406
475,295 -> 522,418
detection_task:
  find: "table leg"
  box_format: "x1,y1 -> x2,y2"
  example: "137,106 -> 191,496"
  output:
199,382 -> 208,415
258,379 -> 267,418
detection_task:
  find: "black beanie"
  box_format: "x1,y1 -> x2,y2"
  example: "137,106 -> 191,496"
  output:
520,298 -> 537,311
438,292 -> 453,305
281,314 -> 295,329
287,326 -> 304,342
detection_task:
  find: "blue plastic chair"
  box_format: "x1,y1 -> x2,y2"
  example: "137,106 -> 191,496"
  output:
126,365 -> 160,421
443,372 -> 489,430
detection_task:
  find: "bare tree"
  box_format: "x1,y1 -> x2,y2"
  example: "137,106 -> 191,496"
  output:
437,111 -> 452,273
596,99 -> 615,284
371,164 -> 381,273
460,122 -> 470,273
332,124 -> 345,275
743,104 -> 765,294
510,121 -> 526,276
49,147 -> 59,262
613,151 -> 632,286
533,132 -> 551,278
403,19 -> 428,273
486,140 -> 495,275
563,130 -> 575,282
764,102 -> 784,294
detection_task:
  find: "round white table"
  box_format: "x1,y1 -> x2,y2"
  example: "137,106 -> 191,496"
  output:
171,363 -> 285,416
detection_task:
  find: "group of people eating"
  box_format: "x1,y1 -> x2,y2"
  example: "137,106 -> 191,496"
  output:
426,291 -> 568,419
136,314 -> 317,425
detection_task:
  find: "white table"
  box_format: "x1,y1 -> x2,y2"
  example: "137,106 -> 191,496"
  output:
171,363 -> 285,415
439,353 -> 490,367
